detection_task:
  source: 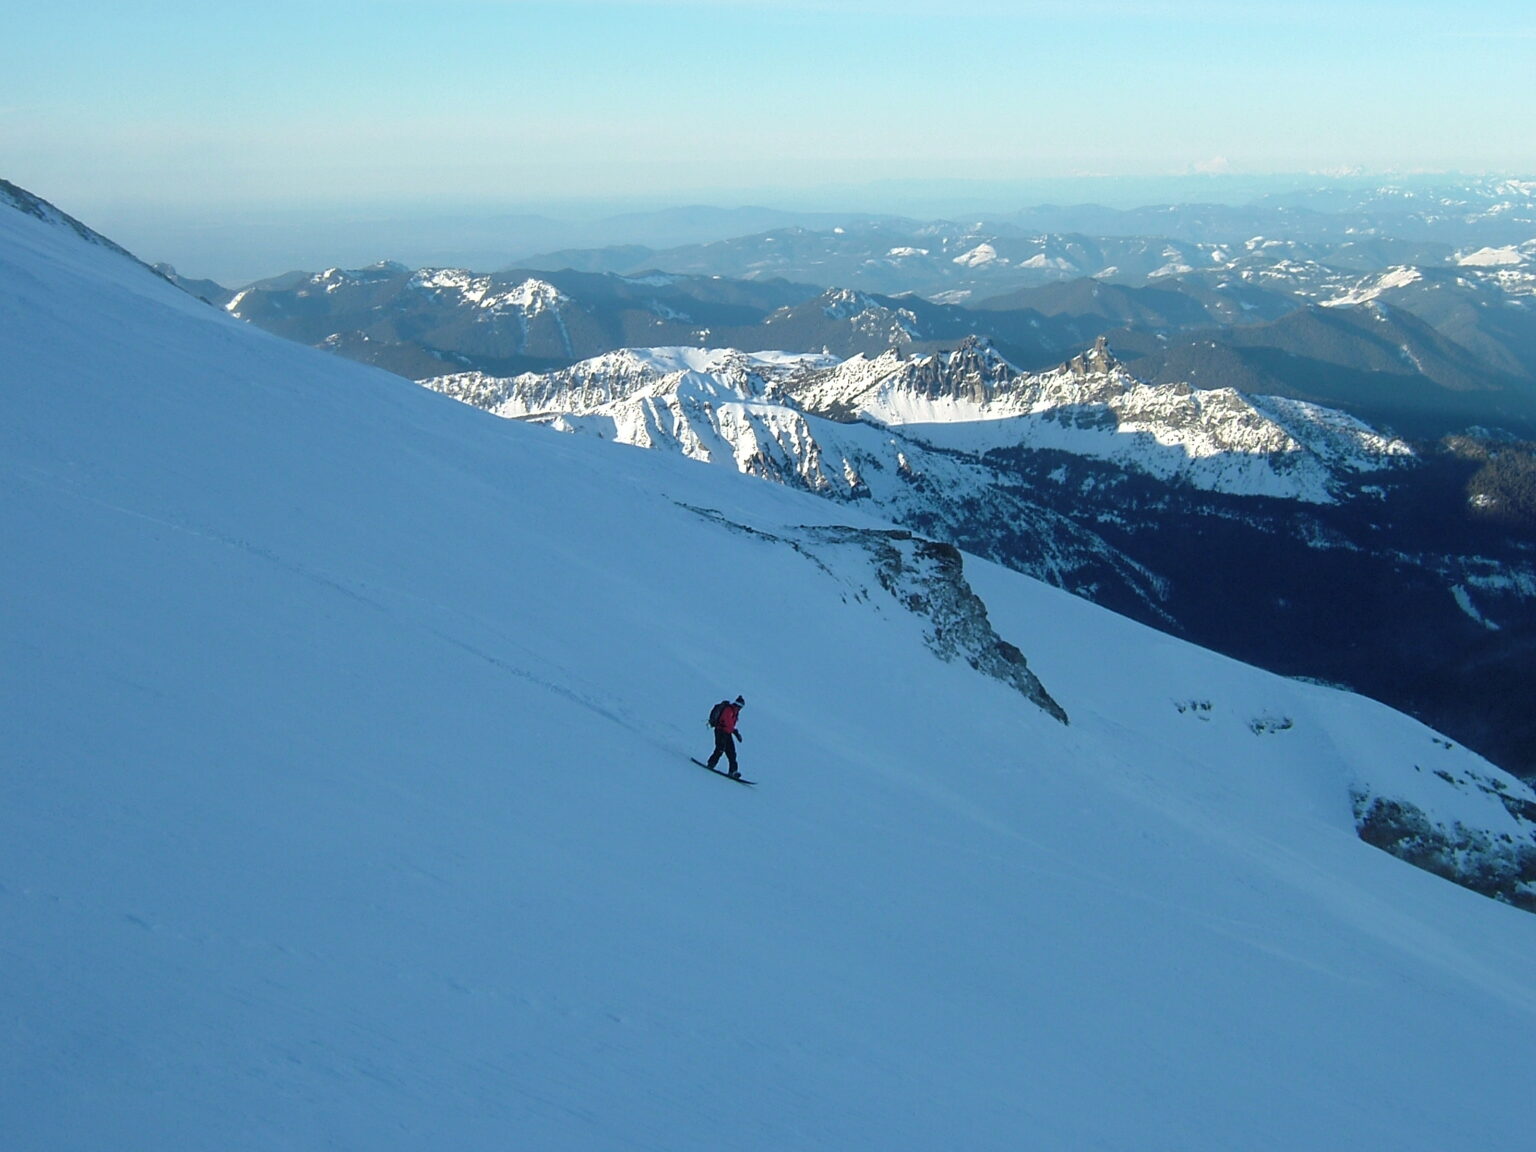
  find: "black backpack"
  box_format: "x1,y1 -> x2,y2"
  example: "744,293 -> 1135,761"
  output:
707,700 -> 728,728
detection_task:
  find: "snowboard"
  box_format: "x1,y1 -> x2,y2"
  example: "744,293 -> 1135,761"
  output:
690,758 -> 756,786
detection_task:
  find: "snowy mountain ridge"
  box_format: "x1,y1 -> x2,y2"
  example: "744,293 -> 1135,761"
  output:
0,177 -> 150,269
407,267 -> 571,314
427,335 -> 1414,505
425,346 -> 836,419
801,336 -> 1413,486
6,182 -> 1536,1151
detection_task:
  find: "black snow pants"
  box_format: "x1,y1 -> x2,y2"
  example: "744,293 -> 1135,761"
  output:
706,727 -> 738,773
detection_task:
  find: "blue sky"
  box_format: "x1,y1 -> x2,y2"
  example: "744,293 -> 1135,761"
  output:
3,0 -> 1533,277
5,0 -> 1533,209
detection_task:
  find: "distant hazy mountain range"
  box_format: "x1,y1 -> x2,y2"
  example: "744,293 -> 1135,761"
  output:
179,177 -> 1536,439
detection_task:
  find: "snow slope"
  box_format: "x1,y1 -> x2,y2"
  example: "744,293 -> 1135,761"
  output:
5,187 -> 1536,1151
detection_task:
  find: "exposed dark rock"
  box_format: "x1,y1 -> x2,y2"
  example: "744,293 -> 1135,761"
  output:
680,507 -> 1067,724
1352,789 -> 1536,912
794,525 -> 1069,725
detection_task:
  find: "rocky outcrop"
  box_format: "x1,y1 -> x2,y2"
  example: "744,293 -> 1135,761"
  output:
884,335 -> 1022,405
796,526 -> 1070,725
1065,334 -> 1118,378
1351,770 -> 1536,911
684,506 -> 1067,724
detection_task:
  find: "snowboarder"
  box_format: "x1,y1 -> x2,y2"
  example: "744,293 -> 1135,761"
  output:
705,695 -> 746,778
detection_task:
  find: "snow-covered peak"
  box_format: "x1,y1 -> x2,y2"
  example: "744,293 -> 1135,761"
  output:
1019,252 -> 1077,270
422,346 -> 837,419
1320,265 -> 1426,308
837,337 -> 1414,502
953,241 -> 1003,267
455,330 -> 1414,507
1457,240 -> 1536,268
313,267 -> 351,293
0,178 -> 143,265
855,335 -> 1034,415
497,276 -> 569,313
817,286 -> 881,317
409,268 -> 570,313
794,287 -> 926,343
1458,245 -> 1523,267
0,180 -> 215,322
794,336 -> 1132,427
299,262 -> 411,294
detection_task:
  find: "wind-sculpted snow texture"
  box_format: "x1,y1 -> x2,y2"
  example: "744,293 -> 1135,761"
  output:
7,183 -> 1536,1152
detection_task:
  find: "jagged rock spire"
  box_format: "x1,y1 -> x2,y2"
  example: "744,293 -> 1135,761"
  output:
897,335 -> 1021,404
1066,334 -> 1119,378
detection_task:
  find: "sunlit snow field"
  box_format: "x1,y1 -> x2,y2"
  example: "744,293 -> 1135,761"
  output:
4,192 -> 1535,1151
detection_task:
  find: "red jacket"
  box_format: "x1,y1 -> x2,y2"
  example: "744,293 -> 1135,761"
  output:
715,703 -> 741,734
